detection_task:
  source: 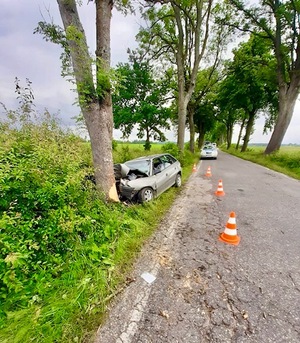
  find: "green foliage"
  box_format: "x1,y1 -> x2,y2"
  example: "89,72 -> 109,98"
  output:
216,34 -> 278,149
112,139 -> 118,151
96,58 -> 112,101
113,145 -> 132,164
0,119 -> 91,310
112,54 -> 172,148
34,22 -> 72,78
161,142 -> 180,159
143,141 -> 151,151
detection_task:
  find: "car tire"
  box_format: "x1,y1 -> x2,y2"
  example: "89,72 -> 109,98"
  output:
174,173 -> 182,187
138,187 -> 154,202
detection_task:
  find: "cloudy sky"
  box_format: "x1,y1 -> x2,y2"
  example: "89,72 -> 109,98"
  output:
1,0 -> 299,144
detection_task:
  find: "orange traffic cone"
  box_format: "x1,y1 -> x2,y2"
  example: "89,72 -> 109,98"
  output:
205,166 -> 212,177
192,163 -> 197,172
219,212 -> 240,245
215,179 -> 225,196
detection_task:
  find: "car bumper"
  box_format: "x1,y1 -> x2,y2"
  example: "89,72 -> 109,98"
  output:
201,154 -> 217,159
119,184 -> 139,200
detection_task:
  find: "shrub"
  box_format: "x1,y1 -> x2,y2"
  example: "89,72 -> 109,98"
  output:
0,121 -> 93,310
161,142 -> 180,159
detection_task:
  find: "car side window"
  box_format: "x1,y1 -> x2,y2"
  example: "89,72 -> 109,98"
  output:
160,155 -> 174,168
153,158 -> 164,174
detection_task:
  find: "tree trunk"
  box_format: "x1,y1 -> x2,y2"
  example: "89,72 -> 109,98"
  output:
226,123 -> 233,149
236,118 -> 245,150
145,128 -> 151,150
175,22 -> 187,153
241,112 -> 255,152
172,1 -> 212,153
84,102 -> 118,201
57,0 -> 119,201
264,86 -> 298,154
188,107 -> 195,153
197,122 -> 205,149
176,78 -> 188,152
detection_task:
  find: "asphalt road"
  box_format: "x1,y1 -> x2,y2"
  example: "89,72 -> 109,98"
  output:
95,151 -> 300,343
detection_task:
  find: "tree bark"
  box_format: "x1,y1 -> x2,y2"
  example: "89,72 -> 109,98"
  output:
197,122 -> 205,149
226,123 -> 233,149
188,106 -> 195,153
236,118 -> 245,150
241,112 -> 255,152
57,0 -> 119,201
264,86 -> 298,154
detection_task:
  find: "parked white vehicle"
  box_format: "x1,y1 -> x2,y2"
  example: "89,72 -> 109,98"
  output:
200,145 -> 218,159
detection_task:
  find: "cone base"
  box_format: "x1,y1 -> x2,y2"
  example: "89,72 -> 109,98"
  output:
219,233 -> 240,246
215,191 -> 225,196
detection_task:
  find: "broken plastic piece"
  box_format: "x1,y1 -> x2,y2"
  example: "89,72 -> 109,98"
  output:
141,272 -> 156,284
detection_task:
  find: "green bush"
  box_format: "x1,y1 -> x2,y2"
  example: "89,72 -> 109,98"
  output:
161,141 -> 180,158
0,122 -> 92,310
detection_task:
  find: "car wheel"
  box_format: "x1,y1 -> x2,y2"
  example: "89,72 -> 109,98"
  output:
174,173 -> 182,187
138,187 -> 154,202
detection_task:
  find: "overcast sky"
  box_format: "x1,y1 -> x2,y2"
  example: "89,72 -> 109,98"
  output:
1,0 -> 299,144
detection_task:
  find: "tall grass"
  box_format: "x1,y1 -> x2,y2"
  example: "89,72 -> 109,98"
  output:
223,145 -> 300,180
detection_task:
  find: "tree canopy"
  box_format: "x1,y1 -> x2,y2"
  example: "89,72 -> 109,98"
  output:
225,0 -> 300,153
113,56 -> 172,150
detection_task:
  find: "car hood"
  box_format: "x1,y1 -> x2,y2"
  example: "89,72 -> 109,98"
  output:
114,163 -> 148,177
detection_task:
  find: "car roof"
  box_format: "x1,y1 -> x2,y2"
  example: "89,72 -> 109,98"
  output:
126,153 -> 172,162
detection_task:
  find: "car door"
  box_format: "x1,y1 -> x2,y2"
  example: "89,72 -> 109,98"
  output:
152,157 -> 170,196
159,154 -> 179,190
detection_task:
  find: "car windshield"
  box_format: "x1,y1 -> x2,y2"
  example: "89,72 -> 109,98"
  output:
125,159 -> 151,176
203,145 -> 213,150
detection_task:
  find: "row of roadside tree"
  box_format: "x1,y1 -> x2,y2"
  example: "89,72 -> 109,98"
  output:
34,0 -> 300,201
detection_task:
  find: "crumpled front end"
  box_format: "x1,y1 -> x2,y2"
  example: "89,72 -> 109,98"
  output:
114,163 -> 150,201
119,181 -> 139,200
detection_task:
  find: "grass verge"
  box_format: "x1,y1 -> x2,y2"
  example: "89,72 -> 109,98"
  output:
221,145 -> 300,180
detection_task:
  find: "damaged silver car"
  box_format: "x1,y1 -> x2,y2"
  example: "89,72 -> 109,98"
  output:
114,153 -> 182,202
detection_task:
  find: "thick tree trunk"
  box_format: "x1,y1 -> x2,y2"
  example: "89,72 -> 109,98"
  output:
177,109 -> 187,152
175,34 -> 187,152
241,113 -> 255,152
226,123 -> 233,149
84,102 -> 118,201
197,122 -> 205,149
264,87 -> 298,154
236,118 -> 245,150
57,0 -> 119,201
94,0 -> 118,201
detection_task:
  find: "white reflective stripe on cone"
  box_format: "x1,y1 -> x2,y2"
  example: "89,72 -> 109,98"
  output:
227,218 -> 236,225
224,228 -> 237,236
